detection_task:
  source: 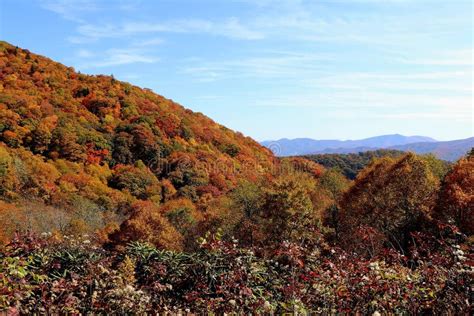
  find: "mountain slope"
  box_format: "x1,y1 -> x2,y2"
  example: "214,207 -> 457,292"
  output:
261,134 -> 436,156
0,41 -> 275,243
0,41 -> 274,170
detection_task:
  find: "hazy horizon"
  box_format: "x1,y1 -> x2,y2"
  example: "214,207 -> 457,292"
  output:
1,0 -> 472,142
259,134 -> 474,143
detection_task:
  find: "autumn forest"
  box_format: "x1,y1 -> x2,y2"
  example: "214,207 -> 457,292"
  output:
0,42 -> 472,314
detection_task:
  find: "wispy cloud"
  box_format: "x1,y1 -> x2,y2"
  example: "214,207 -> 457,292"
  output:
77,48 -> 158,68
72,18 -> 264,41
376,112 -> 470,121
306,70 -> 473,93
180,52 -> 334,81
132,38 -> 164,47
251,92 -> 472,124
116,0 -> 142,11
220,17 -> 265,40
28,0 -> 472,140
76,49 -> 94,58
40,0 -> 100,22
398,49 -> 473,66
41,0 -> 140,22
45,0 -> 469,49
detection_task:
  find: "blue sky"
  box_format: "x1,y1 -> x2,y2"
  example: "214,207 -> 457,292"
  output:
0,0 -> 472,141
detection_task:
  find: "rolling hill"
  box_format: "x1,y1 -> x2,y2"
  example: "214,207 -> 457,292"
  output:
390,137 -> 474,161
262,135 -> 473,161
261,134 -> 436,156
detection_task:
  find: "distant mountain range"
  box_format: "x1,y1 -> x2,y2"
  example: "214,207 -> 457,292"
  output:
390,138 -> 474,162
261,134 -> 474,161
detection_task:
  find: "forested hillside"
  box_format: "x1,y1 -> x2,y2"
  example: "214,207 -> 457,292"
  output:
302,149 -> 404,179
0,41 -> 278,248
302,149 -> 451,180
0,42 -> 472,314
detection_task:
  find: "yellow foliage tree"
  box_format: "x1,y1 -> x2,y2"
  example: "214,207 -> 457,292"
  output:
339,153 -> 439,254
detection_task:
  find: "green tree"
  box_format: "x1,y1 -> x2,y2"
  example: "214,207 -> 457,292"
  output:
260,173 -> 315,245
110,162 -> 159,199
318,169 -> 350,240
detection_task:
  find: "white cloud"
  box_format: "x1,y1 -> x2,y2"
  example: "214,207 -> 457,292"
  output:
76,23 -> 119,39
398,49 -> 473,66
219,17 -> 264,40
47,0 -> 469,51
67,36 -> 93,44
251,91 -> 472,122
306,70 -> 473,93
40,0 -> 100,22
116,0 -> 142,11
42,0 -> 472,126
77,48 -> 158,68
41,0 -> 141,21
76,49 -> 94,58
133,38 -> 164,47
73,18 -> 263,41
368,109 -> 472,122
180,52 -> 334,82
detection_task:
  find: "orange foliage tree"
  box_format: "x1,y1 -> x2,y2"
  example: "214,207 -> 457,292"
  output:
434,151 -> 473,235
109,201 -> 183,251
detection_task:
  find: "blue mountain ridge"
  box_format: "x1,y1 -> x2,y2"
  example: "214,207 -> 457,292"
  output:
261,134 -> 473,161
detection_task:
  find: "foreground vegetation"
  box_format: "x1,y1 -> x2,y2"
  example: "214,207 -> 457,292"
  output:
1,225 -> 471,314
0,42 -> 472,313
1,140 -> 472,314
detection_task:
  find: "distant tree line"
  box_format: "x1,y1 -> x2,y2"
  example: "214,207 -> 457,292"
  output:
302,149 -> 451,180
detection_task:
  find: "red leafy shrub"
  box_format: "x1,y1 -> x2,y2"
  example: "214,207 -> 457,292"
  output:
1,231 -> 471,314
